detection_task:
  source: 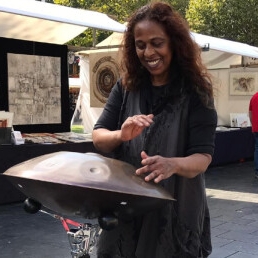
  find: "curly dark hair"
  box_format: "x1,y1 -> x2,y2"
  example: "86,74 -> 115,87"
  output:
119,1 -> 214,107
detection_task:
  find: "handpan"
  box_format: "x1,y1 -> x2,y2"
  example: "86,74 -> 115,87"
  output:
3,151 -> 174,220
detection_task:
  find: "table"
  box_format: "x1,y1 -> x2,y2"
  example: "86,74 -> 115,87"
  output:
211,127 -> 254,166
0,128 -> 255,204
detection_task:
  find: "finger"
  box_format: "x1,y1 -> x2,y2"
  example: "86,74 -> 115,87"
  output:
134,115 -> 153,125
145,169 -> 159,182
141,156 -> 155,166
135,166 -> 148,175
131,117 -> 145,126
144,114 -> 154,123
141,151 -> 149,159
154,174 -> 165,183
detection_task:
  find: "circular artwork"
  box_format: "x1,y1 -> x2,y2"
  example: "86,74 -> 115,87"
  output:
92,56 -> 120,105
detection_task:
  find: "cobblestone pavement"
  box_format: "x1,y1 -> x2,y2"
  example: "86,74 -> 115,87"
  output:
1,160 -> 258,258
206,160 -> 258,258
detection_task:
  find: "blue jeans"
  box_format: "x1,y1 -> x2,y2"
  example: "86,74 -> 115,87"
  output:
254,133 -> 258,173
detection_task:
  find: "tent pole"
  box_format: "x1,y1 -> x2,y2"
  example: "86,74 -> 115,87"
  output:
93,29 -> 96,47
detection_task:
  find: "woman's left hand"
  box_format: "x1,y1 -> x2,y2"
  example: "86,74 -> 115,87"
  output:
135,151 -> 175,183
135,151 -> 212,183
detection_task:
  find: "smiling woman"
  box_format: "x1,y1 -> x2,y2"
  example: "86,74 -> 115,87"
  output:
134,19 -> 172,86
92,2 -> 217,258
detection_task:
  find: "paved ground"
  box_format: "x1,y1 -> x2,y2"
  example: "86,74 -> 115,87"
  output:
206,160 -> 258,258
1,160 -> 258,258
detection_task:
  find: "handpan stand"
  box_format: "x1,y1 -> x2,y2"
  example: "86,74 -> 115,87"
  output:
3,152 -> 174,258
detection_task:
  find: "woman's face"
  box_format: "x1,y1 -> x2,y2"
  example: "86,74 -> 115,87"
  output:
134,19 -> 172,86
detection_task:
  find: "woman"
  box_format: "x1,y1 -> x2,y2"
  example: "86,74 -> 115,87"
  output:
92,2 -> 217,258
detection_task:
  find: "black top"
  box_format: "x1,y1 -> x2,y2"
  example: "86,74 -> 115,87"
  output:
94,79 -> 217,258
94,80 -> 217,157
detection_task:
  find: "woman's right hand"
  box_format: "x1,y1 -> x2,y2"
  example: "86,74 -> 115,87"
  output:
92,114 -> 154,153
120,114 -> 154,141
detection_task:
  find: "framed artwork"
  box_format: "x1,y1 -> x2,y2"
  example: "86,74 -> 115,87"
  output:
0,37 -> 70,133
229,71 -> 257,96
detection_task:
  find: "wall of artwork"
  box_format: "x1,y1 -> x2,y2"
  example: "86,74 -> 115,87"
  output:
0,37 -> 70,133
210,67 -> 258,126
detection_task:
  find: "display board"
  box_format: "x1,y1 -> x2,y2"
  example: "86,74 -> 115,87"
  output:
0,37 -> 70,133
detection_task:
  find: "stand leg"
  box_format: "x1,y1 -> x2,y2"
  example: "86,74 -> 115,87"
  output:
23,198 -> 102,258
67,223 -> 101,258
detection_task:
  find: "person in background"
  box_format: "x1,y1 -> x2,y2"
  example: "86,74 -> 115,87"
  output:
249,92 -> 258,178
92,1 -> 217,258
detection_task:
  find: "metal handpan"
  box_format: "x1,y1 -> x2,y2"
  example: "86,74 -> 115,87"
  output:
3,151 -> 174,220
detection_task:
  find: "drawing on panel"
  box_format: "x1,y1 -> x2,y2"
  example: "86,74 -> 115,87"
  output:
7,53 -> 61,125
229,72 -> 257,95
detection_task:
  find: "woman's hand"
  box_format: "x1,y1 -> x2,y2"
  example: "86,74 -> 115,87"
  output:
120,114 -> 154,141
136,151 -> 175,183
136,151 -> 212,183
92,114 -> 154,153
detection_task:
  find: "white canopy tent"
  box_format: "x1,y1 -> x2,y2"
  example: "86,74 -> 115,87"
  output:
96,31 -> 258,69
1,0 -> 258,131
0,0 -> 125,44
0,0 -> 126,133
1,0 -> 258,60
1,0 -> 257,65
191,32 -> 258,59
